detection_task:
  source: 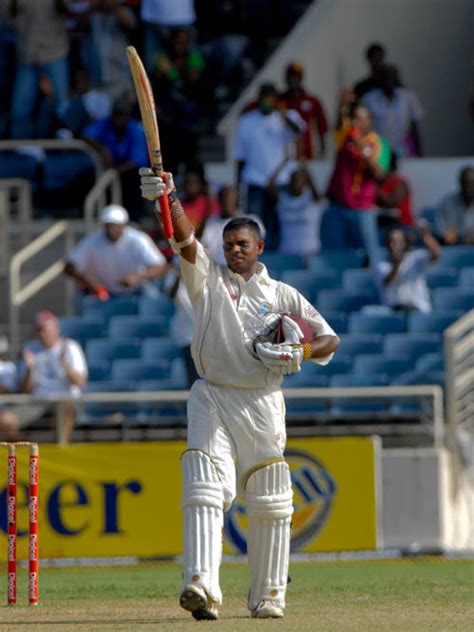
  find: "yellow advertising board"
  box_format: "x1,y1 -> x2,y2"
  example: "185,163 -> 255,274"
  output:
0,437 -> 380,561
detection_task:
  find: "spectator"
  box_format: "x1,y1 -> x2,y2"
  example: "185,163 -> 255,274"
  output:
233,82 -> 305,248
59,68 -> 112,137
201,185 -> 265,266
180,166 -> 219,235
268,163 -> 323,259
436,166 -> 474,245
0,335 -> 20,441
362,64 -> 423,157
372,222 -> 441,313
81,0 -> 137,99
82,96 -> 148,219
278,61 -> 328,159
64,204 -> 169,299
324,104 -> 390,262
8,0 -> 70,139
141,0 -> 196,71
151,27 -> 205,174
377,153 -> 414,228
18,311 -> 88,443
353,42 -> 386,100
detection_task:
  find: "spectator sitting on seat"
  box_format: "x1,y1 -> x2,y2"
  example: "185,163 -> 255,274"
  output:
278,61 -> 328,159
64,204 -> 169,300
377,153 -> 414,228
0,335 -> 21,441
324,103 -> 389,263
201,185 -> 265,266
17,311 -> 88,443
267,160 -> 323,259
180,165 -> 219,235
362,64 -> 423,157
82,96 -> 148,220
372,222 -> 441,313
353,42 -> 386,100
436,166 -> 474,245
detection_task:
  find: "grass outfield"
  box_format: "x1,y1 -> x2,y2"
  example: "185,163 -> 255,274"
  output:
2,559 -> 473,631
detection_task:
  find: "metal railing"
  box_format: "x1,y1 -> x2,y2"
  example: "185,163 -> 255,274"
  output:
9,221 -> 74,356
0,189 -> 8,276
0,385 -> 444,447
0,178 -> 33,245
84,168 -> 122,232
444,309 -> 474,495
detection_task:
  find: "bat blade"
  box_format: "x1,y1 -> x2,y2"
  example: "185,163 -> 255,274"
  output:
126,46 -> 173,238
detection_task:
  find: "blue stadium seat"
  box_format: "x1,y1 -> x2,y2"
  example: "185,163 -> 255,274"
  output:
426,267 -> 458,289
79,380 -> 136,423
87,361 -> 110,382
260,253 -> 305,273
338,334 -> 384,356
415,353 -> 444,374
42,151 -> 94,190
393,370 -> 444,387
407,311 -> 461,333
432,288 -> 474,312
169,357 -> 189,388
329,373 -> 390,415
0,151 -> 40,189
85,338 -> 142,364
308,249 -> 365,272
353,354 -> 412,377
142,337 -> 181,364
306,355 -> 352,376
81,296 -> 139,322
136,380 -> 187,423
342,268 -> 378,294
283,372 -> 329,388
59,317 -> 105,344
460,267 -> 474,287
348,312 -> 406,334
108,315 -> 169,338
318,312 -> 347,334
383,333 -> 441,361
317,289 -> 378,312
437,246 -> 474,269
111,359 -> 170,383
138,295 -> 175,319
280,269 -> 340,302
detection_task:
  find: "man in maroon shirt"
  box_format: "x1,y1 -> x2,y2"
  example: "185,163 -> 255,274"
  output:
278,62 -> 328,159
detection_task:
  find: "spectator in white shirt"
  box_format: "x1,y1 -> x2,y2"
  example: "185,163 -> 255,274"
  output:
64,204 -> 169,300
0,335 -> 21,440
373,222 -> 441,313
17,311 -> 88,442
436,166 -> 474,245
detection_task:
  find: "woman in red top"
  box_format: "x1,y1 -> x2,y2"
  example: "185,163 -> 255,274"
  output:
377,154 -> 414,227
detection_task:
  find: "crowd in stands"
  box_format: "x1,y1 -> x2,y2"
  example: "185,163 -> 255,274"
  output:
0,2 -> 473,440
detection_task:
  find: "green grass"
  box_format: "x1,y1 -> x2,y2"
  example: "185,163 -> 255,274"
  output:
2,559 -> 473,631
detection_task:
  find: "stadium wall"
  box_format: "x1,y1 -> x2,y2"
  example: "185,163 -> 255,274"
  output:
218,0 -> 474,159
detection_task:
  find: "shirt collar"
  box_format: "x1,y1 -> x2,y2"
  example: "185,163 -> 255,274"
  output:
227,262 -> 271,285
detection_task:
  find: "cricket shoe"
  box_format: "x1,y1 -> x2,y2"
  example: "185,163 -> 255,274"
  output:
179,583 -> 219,621
251,599 -> 284,619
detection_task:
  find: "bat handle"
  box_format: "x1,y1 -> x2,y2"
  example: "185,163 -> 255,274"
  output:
157,190 -> 174,239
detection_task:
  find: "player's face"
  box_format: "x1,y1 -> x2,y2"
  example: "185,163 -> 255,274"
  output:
223,228 -> 264,279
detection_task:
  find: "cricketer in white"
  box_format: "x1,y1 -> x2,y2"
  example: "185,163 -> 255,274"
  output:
140,168 -> 339,620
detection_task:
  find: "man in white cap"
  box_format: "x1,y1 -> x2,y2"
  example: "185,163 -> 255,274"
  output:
64,204 -> 169,299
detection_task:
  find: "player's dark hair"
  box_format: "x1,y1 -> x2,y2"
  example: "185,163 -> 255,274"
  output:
223,217 -> 262,240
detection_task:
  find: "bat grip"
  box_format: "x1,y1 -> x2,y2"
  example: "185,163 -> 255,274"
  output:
158,190 -> 174,239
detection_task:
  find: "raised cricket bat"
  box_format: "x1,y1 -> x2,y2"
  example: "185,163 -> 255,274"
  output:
126,46 -> 174,238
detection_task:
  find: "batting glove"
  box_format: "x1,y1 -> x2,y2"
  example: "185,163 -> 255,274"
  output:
255,342 -> 301,376
281,315 -> 304,372
139,167 -> 175,201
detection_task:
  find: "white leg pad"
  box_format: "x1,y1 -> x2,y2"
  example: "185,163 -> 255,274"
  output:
182,449 -> 224,605
245,461 -> 294,611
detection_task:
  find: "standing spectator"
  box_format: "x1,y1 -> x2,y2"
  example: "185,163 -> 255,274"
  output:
8,0 -> 70,139
201,185 -> 265,266
268,163 -> 323,259
141,0 -> 196,71
278,61 -> 328,159
139,168 -> 339,621
59,68 -> 112,137
0,335 -> 20,441
436,166 -> 474,245
377,153 -> 414,228
353,42 -> 386,100
234,82 -> 305,248
82,96 -> 148,219
18,311 -> 88,443
81,0 -> 137,99
151,27 -> 205,174
180,166 -> 219,235
64,204 -> 169,299
362,64 -> 423,157
324,104 -> 390,262
373,222 -> 440,313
